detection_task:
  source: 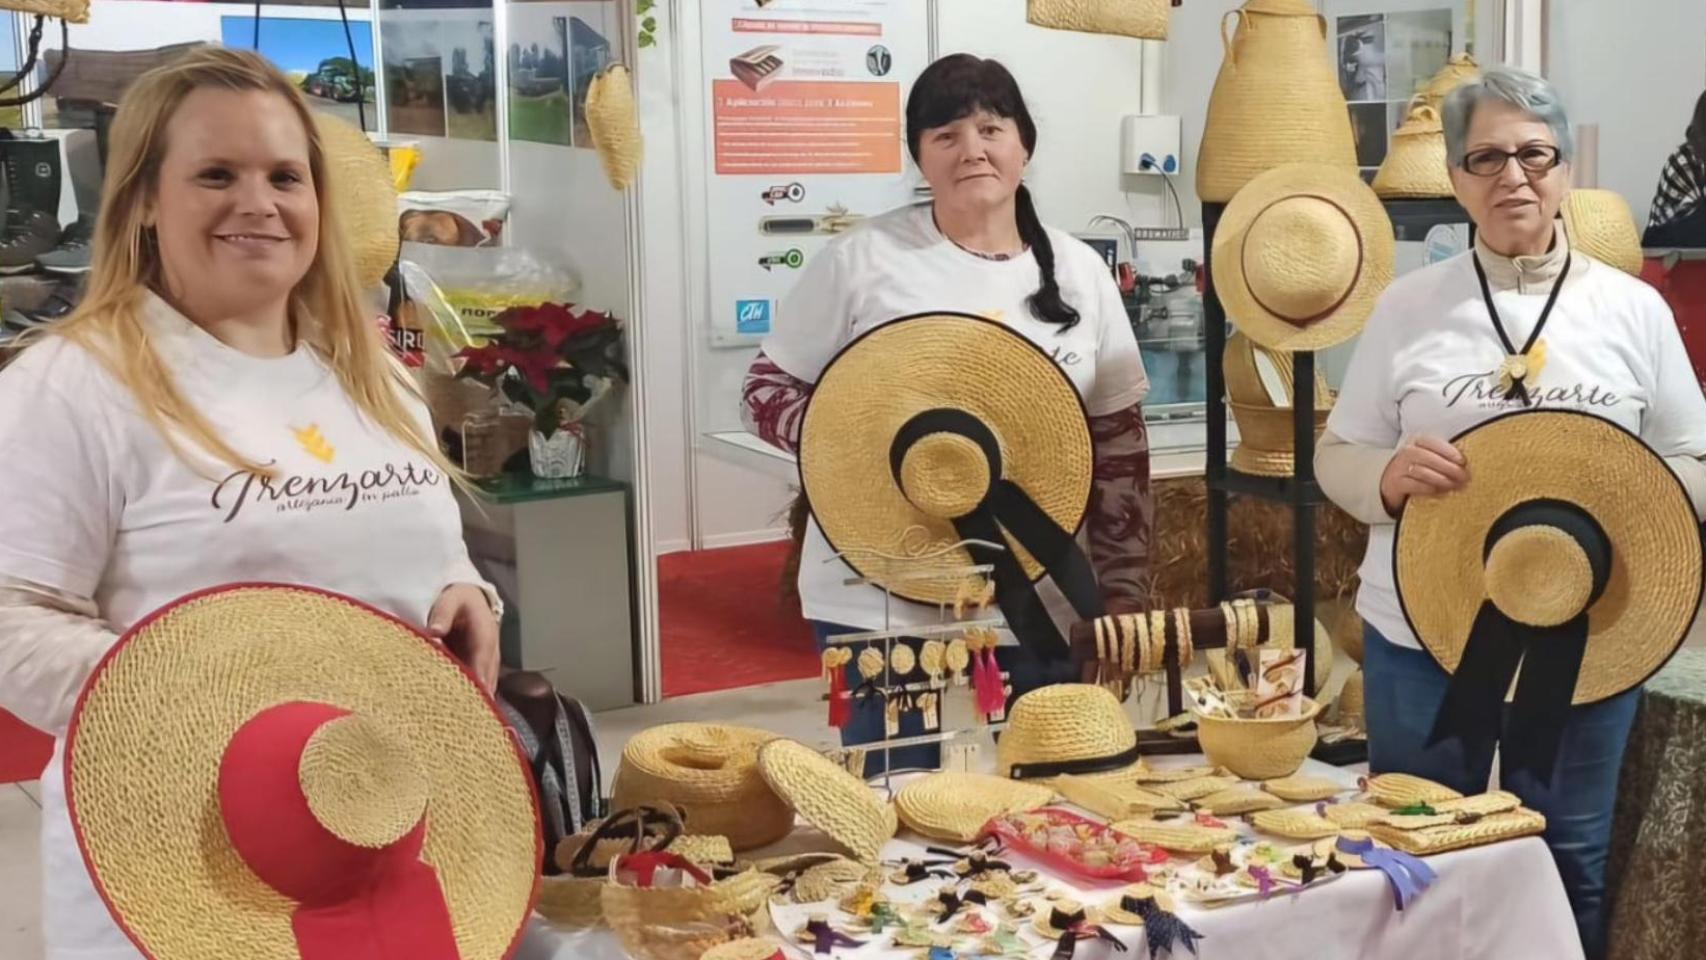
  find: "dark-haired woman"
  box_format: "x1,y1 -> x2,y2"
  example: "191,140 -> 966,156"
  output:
741,54 -> 1150,772
1645,90 -> 1706,246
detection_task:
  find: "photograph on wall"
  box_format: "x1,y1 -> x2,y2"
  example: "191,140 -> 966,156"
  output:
1349,100 -> 1390,169
1337,13 -> 1386,101
222,16 -> 376,129
507,7 -> 573,145
382,19 -> 448,136
568,13 -> 617,147
444,20 -> 497,141
1384,9 -> 1453,102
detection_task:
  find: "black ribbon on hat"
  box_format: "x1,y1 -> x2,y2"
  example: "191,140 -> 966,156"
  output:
1006,741 -> 1143,781
1426,499 -> 1612,785
889,409 -> 1104,660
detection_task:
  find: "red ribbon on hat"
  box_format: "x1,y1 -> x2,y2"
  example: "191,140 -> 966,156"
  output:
218,701 -> 461,960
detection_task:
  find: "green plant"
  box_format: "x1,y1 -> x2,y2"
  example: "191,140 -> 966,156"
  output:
637,0 -> 658,48
455,303 -> 630,438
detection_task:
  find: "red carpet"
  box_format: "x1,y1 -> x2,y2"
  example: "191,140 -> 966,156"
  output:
660,540 -> 821,697
0,708 -> 51,784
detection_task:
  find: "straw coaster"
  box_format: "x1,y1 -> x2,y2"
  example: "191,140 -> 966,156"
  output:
611,724 -> 791,852
1364,773 -> 1462,809
313,112 -> 400,288
1193,787 -> 1285,816
1110,819 -> 1239,855
702,938 -> 785,960
1262,775 -> 1345,803
895,772 -> 1054,843
1322,802 -> 1388,830
1132,764 -> 1224,784
758,739 -> 895,862
1152,775 -> 1239,802
1249,808 -> 1340,840
1054,774 -> 1184,820
1368,809 -> 1547,856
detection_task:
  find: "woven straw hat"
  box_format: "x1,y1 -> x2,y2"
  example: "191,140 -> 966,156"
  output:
1373,105 -> 1453,199
895,772 -> 1054,843
1026,0 -> 1168,39
1033,899 -> 1102,938
1098,883 -> 1178,925
313,113 -> 400,288
701,939 -> 785,960
586,64 -> 643,191
997,684 -> 1142,782
1415,53 -> 1480,110
610,724 -> 792,852
1395,410 -> 1703,705
798,313 -> 1092,607
1224,332 -> 1334,476
757,739 -> 896,862
63,585 -> 539,960
1563,189 -> 1645,276
1196,0 -> 1357,203
1212,164 -> 1395,352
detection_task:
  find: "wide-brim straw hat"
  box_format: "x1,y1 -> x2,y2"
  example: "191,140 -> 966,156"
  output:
757,738 -> 897,862
1563,189 -> 1645,276
1373,105 -> 1453,199
586,64 -> 643,191
1416,53 -> 1480,110
1026,0 -> 1169,39
610,724 -> 792,852
895,772 -> 1054,843
63,585 -> 540,960
997,684 -> 1142,782
1394,410 -> 1703,705
798,312 -> 1092,606
313,113 -> 400,288
1212,164 -> 1395,352
1196,0 -> 1357,202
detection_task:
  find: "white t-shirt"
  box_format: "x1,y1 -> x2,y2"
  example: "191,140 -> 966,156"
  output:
1327,251 -> 1706,650
0,294 -> 486,959
762,203 -> 1149,630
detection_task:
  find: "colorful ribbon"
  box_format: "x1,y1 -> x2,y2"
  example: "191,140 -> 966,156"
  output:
802,919 -> 864,955
1131,897 -> 1204,958
1337,836 -> 1437,911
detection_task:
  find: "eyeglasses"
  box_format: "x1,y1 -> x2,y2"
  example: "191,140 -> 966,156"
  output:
1460,144 -> 1562,177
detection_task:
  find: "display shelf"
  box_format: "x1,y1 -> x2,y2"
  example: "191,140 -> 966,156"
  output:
1383,197 -> 1470,241
472,472 -> 628,505
1209,469 -> 1326,505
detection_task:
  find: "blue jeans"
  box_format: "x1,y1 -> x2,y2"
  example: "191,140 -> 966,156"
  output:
812,621 -> 1079,778
1363,625 -> 1639,960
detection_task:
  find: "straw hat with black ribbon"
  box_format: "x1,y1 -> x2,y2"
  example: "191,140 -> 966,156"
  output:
1224,331 -> 1333,476
798,313 -> 1104,658
1025,0 -> 1169,40
1373,104 -> 1453,199
1212,163 -> 1396,353
997,684 -> 1143,782
1196,0 -> 1358,203
313,113 -> 401,289
63,584 -> 541,960
1562,189 -> 1645,276
1395,410 -> 1704,785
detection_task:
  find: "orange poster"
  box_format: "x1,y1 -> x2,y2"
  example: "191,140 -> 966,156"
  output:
712,79 -> 902,176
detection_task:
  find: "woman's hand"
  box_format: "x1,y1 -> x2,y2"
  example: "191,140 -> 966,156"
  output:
428,584 -> 499,693
1380,436 -> 1470,516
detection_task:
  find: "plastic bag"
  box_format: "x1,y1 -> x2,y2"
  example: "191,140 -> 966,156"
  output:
400,242 -> 579,340
398,189 -> 511,247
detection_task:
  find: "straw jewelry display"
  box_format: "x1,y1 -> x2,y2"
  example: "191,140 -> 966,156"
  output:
63,585 -> 539,960
758,739 -> 897,863
585,63 -> 643,190
1212,163 -> 1396,352
1373,104 -> 1453,199
798,313 -> 1101,656
1026,0 -> 1169,39
315,113 -> 400,288
1395,411 -> 1703,783
1196,0 -> 1357,202
610,723 -> 792,852
1563,189 -> 1645,276
997,684 -> 1143,781
1262,774 -> 1345,803
894,772 -> 1054,843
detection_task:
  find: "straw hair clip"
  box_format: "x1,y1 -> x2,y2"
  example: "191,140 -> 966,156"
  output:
917,692 -> 941,731
886,855 -> 953,886
946,637 -> 972,686
920,641 -> 947,686
857,648 -> 886,681
884,695 -> 902,738
891,643 -> 917,678
795,913 -> 866,955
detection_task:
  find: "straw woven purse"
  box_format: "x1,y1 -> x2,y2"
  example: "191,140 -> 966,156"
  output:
1368,808 -> 1547,856
1026,0 -> 1168,40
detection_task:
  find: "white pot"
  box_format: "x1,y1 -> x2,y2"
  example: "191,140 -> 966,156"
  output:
529,425 -> 587,479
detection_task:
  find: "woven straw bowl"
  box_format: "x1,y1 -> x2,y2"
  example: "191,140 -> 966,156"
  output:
611,724 -> 791,852
997,684 -> 1140,781
1194,694 -> 1323,780
313,112 -> 400,288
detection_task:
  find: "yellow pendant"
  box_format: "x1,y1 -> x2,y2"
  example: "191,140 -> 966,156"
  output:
1496,338 -> 1548,396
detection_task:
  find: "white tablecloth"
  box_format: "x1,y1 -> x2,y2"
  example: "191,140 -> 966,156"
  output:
514,759 -> 1584,960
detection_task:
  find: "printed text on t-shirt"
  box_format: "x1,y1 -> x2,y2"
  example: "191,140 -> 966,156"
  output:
1442,371 -> 1620,410
211,460 -> 442,523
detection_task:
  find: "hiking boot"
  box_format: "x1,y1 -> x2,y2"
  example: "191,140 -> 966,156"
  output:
0,209 -> 60,272
36,215 -> 92,274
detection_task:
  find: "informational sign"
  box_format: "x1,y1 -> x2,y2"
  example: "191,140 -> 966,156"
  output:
701,0 -> 929,346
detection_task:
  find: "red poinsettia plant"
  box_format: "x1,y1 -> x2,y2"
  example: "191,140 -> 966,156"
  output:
455,302 -> 629,437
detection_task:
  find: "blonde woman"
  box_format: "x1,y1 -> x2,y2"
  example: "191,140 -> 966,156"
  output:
0,48 -> 499,958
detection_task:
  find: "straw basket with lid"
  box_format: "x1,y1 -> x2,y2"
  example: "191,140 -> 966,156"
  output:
1395,410 -> 1704,785
998,684 -> 1143,782
1224,331 -> 1332,476
1563,188 -> 1645,276
1373,104 -> 1453,199
1196,0 -> 1357,203
63,585 -> 540,960
610,723 -> 792,852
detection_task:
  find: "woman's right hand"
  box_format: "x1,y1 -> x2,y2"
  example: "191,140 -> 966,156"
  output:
1379,436 -> 1470,516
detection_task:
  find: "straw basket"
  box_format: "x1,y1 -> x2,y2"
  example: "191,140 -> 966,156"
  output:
1194,693 -> 1323,779
611,724 -> 792,852
1196,0 -> 1357,202
1373,105 -> 1453,199
538,804 -> 689,929
602,863 -> 779,960
606,916 -> 755,960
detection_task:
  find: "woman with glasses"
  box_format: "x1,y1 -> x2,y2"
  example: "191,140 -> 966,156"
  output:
1317,65 -> 1706,960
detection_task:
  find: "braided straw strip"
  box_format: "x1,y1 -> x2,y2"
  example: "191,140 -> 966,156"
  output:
1262,775 -> 1346,803
1364,773 -> 1463,809
1367,809 -> 1548,857
1110,818 -> 1240,855
1322,802 -> 1389,830
1152,775 -> 1240,802
895,772 -> 1055,843
1054,774 -> 1184,820
1249,808 -> 1341,840
1193,786 -> 1286,817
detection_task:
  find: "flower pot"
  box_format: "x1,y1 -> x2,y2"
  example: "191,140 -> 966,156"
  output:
530,424 -> 587,479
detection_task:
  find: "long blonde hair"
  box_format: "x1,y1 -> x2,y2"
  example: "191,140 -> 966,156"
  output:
50,46 -> 447,478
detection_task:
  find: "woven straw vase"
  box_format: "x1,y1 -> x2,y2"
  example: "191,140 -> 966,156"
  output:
1196,0 -> 1357,203
1195,695 -> 1323,780
610,724 -> 792,852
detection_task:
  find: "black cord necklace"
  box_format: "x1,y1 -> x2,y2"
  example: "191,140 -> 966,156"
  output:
1471,248 -> 1571,404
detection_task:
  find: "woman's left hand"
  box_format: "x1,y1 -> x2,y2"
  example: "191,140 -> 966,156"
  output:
428,584 -> 500,693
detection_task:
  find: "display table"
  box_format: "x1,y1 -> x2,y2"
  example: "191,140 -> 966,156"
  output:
514,757 -> 1583,960
1606,648 -> 1706,960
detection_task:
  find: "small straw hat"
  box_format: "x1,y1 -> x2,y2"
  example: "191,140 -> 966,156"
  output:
1099,883 -> 1177,925
1395,410 -> 1703,706
1212,164 -> 1395,352
1373,104 -> 1453,199
610,724 -> 792,852
757,738 -> 897,863
996,684 -> 1142,782
1224,332 -> 1334,476
1032,899 -> 1101,938
895,772 -> 1055,843
63,585 -> 540,960
1563,189 -> 1645,276
586,64 -> 643,191
1026,0 -> 1169,39
313,113 -> 400,288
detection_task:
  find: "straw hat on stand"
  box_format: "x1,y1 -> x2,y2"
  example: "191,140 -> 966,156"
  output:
1224,331 -> 1333,476
1373,104 -> 1453,199
1025,0 -> 1169,40
1197,0 -> 1358,203
1562,188 -> 1646,276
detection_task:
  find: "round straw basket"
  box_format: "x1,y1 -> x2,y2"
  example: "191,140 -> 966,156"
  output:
1194,693 -> 1323,779
611,724 -> 792,852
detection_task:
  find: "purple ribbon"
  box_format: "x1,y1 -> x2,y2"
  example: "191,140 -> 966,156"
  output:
1337,836 -> 1437,911
1247,865 -> 1276,900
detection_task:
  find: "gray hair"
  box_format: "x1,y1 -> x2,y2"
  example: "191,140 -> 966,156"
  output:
1441,65 -> 1573,166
